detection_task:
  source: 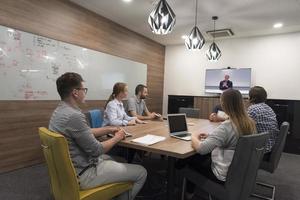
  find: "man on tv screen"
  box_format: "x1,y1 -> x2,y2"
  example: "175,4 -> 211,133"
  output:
219,74 -> 233,90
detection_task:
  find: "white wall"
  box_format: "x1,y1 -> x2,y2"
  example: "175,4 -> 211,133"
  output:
163,32 -> 300,115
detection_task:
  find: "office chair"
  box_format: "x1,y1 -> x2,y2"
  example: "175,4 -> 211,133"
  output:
181,132 -> 270,200
252,122 -> 290,200
179,107 -> 200,118
84,111 -> 93,127
38,127 -> 133,200
87,109 -> 103,128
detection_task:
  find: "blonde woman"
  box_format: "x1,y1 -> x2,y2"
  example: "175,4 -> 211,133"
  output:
103,82 -> 145,126
184,89 -> 257,196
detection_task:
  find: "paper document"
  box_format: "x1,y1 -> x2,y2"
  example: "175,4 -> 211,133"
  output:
131,134 -> 166,146
187,122 -> 195,126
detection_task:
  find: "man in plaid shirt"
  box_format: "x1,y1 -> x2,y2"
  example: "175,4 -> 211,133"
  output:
247,86 -> 279,154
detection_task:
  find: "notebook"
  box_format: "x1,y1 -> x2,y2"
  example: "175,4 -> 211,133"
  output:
131,134 -> 165,145
167,114 -> 192,141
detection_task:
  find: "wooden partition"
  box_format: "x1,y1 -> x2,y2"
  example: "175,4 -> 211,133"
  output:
194,96 -> 221,119
194,96 -> 250,119
0,0 -> 165,173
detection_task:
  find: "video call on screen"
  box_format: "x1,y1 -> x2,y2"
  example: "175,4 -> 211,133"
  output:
205,68 -> 251,94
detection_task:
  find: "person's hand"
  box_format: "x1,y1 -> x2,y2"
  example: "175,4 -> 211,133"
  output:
198,133 -> 208,141
136,118 -> 147,124
209,113 -> 217,122
108,127 -> 120,133
113,129 -> 125,142
127,119 -> 136,126
191,133 -> 199,150
149,112 -> 156,119
154,112 -> 163,119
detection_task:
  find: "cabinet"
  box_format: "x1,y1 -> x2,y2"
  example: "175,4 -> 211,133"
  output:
168,95 -> 194,114
266,99 -> 300,154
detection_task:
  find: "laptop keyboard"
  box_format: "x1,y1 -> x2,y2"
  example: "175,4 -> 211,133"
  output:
176,133 -> 191,137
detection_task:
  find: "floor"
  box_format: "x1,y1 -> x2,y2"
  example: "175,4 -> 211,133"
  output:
0,153 -> 299,200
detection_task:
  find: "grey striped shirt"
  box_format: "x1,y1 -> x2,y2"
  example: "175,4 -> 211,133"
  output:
49,101 -> 104,174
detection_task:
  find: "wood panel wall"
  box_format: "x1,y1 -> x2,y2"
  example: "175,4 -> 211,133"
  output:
194,96 -> 251,119
194,97 -> 221,119
0,0 -> 165,173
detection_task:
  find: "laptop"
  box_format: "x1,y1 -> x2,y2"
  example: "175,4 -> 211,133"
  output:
167,113 -> 192,141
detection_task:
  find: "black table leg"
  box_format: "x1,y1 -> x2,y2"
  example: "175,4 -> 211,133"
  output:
167,156 -> 176,200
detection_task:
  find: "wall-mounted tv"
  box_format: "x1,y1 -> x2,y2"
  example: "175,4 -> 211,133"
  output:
205,68 -> 252,94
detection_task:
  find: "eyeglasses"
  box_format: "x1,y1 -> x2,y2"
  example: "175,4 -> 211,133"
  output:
76,87 -> 88,94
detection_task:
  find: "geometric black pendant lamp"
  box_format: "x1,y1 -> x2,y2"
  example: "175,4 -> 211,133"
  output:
185,0 -> 205,50
148,0 -> 176,35
206,16 -> 222,61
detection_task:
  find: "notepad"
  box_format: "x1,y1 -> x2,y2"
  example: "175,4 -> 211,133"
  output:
131,134 -> 166,146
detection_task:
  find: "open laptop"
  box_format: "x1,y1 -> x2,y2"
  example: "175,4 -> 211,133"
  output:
167,113 -> 191,141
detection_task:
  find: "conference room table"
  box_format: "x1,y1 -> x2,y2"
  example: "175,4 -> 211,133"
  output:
118,118 -> 220,200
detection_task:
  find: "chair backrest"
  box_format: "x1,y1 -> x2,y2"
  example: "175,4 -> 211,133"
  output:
225,132 -> 270,200
89,109 -> 103,128
260,122 -> 290,173
84,112 -> 92,127
178,107 -> 200,118
39,127 -> 80,200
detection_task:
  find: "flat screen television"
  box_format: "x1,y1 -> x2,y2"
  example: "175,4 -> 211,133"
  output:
205,68 -> 251,94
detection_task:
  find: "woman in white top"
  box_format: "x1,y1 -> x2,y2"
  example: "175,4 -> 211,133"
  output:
103,82 -> 144,126
181,89 -> 257,195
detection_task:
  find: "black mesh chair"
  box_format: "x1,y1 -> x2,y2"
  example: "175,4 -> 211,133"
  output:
181,132 -> 270,200
252,122 -> 290,200
179,107 -> 200,118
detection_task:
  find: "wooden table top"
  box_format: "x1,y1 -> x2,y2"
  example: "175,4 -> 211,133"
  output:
118,118 -> 220,159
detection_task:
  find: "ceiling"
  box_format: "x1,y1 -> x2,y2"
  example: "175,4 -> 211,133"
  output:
70,0 -> 300,45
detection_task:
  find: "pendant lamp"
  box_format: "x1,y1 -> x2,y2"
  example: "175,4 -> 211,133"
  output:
206,16 -> 222,61
148,0 -> 176,35
185,0 -> 205,50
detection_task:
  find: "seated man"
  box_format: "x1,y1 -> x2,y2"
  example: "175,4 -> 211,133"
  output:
209,104 -> 229,122
247,86 -> 279,154
49,72 -> 147,200
127,84 -> 162,120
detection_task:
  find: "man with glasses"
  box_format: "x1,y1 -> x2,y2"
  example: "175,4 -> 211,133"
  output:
49,72 -> 147,200
76,87 -> 88,94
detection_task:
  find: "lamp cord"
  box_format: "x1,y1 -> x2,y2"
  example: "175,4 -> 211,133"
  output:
195,0 -> 198,26
213,18 -> 216,43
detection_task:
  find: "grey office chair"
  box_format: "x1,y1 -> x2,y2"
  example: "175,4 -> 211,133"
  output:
252,122 -> 290,200
179,107 -> 200,118
181,132 -> 270,200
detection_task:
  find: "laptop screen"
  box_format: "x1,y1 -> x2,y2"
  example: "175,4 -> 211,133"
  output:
168,114 -> 188,133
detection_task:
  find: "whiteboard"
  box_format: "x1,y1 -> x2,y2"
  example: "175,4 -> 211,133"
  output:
0,25 -> 147,100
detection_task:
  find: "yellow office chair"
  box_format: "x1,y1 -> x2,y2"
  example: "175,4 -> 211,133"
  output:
38,127 -> 133,200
